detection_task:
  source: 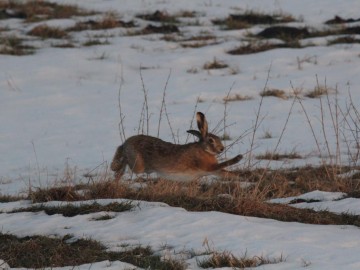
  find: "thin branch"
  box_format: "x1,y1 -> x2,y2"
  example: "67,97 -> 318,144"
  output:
222,81 -> 236,158
247,63 -> 272,168
157,69 -> 172,138
139,66 -> 149,135
117,71 -> 126,143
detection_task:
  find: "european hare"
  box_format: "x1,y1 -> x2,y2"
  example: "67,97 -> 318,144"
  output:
111,112 -> 242,180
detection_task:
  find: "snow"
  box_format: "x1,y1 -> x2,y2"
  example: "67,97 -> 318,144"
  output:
1,198 -> 360,270
1,0 -> 360,269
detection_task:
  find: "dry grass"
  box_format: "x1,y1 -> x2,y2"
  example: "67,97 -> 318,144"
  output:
28,24 -> 68,39
25,164 -> 360,227
260,88 -> 288,99
198,249 -> 285,269
0,35 -> 35,55
256,151 -> 302,160
0,0 -> 94,22
305,85 -> 334,98
212,11 -> 295,30
227,42 -> 295,55
222,93 -> 252,102
203,58 -> 228,69
328,36 -> 360,45
5,201 -> 134,217
69,13 -> 136,32
0,233 -> 185,269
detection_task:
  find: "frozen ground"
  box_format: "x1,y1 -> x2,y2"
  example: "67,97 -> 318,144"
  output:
1,0 -> 360,269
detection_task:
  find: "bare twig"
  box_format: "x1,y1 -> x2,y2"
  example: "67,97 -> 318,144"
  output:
222,82 -> 236,158
117,70 -> 126,143
139,66 -> 149,135
247,64 -> 272,168
293,82 -> 325,165
31,140 -> 41,183
157,69 -> 172,138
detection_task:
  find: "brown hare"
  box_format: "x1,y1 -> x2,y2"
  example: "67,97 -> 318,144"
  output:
110,112 -> 242,181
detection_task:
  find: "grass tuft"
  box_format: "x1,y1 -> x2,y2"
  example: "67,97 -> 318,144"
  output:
198,250 -> 285,269
223,94 -> 252,102
203,58 -> 228,69
28,24 -> 68,39
305,85 -> 332,98
0,35 -> 35,55
260,88 -> 288,99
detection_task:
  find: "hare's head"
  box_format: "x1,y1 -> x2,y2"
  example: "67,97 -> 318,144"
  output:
187,112 -> 224,155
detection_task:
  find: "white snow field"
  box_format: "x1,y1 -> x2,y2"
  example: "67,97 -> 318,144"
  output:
1,0 -> 360,269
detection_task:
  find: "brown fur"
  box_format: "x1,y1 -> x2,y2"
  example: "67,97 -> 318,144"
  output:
111,112 -> 242,181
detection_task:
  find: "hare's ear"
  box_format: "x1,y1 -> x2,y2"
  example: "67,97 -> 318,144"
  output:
196,112 -> 208,139
187,130 -> 202,140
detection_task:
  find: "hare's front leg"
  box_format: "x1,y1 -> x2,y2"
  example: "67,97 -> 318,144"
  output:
214,154 -> 242,171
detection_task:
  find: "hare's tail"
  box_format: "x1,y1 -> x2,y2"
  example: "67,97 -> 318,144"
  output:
110,145 -> 125,171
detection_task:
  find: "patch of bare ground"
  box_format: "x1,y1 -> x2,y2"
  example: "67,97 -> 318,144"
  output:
4,201 -> 134,217
227,41 -> 299,55
137,10 -> 179,24
68,13 -> 135,31
0,0 -> 94,22
212,11 -> 295,30
0,233 -> 185,269
257,26 -> 310,41
325,15 -> 360,24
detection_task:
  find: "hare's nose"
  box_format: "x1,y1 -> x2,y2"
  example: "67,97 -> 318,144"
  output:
219,146 -> 224,152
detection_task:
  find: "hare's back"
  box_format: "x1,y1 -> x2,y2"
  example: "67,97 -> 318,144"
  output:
125,135 -> 178,158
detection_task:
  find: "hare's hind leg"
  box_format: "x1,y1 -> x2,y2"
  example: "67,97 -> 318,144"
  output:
111,145 -> 127,181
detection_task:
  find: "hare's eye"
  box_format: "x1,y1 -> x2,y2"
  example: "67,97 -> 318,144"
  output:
208,137 -> 215,144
